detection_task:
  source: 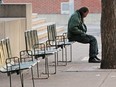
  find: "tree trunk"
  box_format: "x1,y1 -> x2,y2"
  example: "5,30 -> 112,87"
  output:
100,0 -> 116,69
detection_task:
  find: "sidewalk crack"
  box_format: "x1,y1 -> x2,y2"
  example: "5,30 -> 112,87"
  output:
98,71 -> 111,87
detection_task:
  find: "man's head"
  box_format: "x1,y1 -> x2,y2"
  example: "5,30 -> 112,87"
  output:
78,7 -> 89,18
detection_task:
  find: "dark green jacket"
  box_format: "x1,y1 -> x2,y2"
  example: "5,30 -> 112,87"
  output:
68,11 -> 87,40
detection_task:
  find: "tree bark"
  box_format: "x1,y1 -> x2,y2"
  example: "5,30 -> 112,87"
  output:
100,0 -> 116,69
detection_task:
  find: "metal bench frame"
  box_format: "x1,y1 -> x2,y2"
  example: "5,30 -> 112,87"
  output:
47,24 -> 74,65
24,29 -> 58,77
0,38 -> 39,87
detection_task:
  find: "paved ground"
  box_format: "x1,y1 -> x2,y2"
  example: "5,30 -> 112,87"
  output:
1,20 -> 116,87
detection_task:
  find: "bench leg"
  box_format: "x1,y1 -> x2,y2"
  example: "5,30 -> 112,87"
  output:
54,52 -> 57,74
36,62 -> 39,78
70,45 -> 72,62
65,46 -> 68,65
35,60 -> 49,79
8,72 -> 12,87
45,57 -> 49,78
56,47 -> 67,66
62,48 -> 64,62
31,67 -> 35,87
20,72 -> 24,87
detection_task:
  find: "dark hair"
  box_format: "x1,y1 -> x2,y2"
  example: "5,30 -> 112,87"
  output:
78,7 -> 89,14
77,7 -> 89,22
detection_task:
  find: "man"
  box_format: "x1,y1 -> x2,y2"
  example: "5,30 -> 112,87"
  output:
68,7 -> 101,63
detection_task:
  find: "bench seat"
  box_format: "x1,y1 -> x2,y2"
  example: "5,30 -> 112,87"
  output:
0,59 -> 40,73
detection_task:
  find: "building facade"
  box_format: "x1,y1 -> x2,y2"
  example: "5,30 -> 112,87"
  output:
4,0 -> 101,14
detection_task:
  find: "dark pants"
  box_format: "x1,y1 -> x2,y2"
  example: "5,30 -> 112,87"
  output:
69,34 -> 98,58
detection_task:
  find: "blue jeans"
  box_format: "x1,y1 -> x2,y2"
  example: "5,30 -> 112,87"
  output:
69,34 -> 98,58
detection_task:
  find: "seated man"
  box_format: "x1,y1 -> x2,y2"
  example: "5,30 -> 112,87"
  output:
67,7 -> 101,63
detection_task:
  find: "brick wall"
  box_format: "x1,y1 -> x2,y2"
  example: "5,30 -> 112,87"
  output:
75,0 -> 101,13
4,0 -> 101,14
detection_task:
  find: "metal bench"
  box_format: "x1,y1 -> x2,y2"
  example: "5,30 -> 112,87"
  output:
0,38 -> 40,87
47,24 -> 74,65
24,29 -> 58,77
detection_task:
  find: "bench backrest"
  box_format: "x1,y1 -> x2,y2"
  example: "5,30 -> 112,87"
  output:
0,38 -> 12,67
47,24 -> 57,41
25,30 -> 39,51
0,41 -> 5,67
47,24 -> 66,47
0,38 -> 38,74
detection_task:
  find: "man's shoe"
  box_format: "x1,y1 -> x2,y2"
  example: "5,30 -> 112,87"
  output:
88,58 -> 101,63
95,56 -> 101,61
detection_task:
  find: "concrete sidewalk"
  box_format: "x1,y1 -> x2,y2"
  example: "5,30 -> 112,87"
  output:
1,24 -> 116,87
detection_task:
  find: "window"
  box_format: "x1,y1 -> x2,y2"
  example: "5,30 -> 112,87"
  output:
61,2 -> 69,14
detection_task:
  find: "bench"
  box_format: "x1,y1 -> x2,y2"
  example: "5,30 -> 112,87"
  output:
0,38 -> 40,87
24,29 -> 58,76
46,24 -> 74,65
